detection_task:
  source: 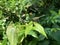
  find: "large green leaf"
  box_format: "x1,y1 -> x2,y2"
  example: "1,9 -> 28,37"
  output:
33,22 -> 47,38
6,23 -> 18,45
50,31 -> 60,42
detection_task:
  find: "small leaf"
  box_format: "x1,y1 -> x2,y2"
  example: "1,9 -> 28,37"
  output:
25,21 -> 33,37
28,31 -> 38,38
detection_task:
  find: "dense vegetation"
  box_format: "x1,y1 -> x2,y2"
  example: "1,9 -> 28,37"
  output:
0,0 -> 60,45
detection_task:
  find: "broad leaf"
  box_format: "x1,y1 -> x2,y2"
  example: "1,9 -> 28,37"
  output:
33,22 -> 47,38
6,23 -> 18,45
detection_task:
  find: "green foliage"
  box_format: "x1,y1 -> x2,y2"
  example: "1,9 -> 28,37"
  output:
0,0 -> 60,45
6,23 -> 18,45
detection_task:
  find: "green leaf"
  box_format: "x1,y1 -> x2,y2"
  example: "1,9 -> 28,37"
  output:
0,42 -> 2,45
28,31 -> 38,38
0,10 -> 2,18
18,30 -> 25,44
38,35 -> 45,41
25,21 -> 33,37
33,22 -> 47,38
6,23 -> 18,45
28,39 -> 38,45
38,40 -> 49,45
2,38 -> 7,45
50,31 -> 60,42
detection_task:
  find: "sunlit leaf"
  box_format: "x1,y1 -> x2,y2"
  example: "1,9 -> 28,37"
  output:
6,23 -> 18,45
33,22 -> 47,38
0,42 -> 2,45
25,21 -> 33,37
